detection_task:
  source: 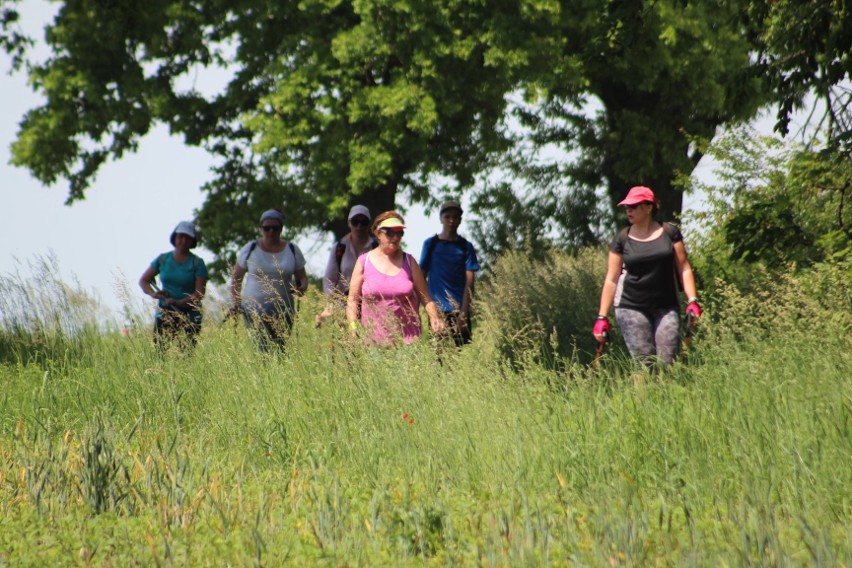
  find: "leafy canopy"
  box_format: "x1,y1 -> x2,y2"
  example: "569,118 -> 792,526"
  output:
7,0 -> 560,273
687,125 -> 851,293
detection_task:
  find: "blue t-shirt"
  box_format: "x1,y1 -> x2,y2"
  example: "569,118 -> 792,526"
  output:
150,252 -> 209,314
419,236 -> 480,312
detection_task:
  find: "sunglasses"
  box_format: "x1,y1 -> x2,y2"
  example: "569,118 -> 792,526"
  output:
380,228 -> 405,238
625,203 -> 646,210
261,225 -> 282,232
350,217 -> 370,227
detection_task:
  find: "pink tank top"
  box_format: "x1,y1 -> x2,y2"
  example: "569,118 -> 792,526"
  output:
358,252 -> 421,345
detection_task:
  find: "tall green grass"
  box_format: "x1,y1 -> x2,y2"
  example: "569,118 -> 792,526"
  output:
0,254 -> 849,565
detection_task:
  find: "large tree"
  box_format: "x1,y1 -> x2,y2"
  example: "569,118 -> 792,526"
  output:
513,0 -> 768,231
463,0 -> 771,259
4,0 -> 560,272
746,0 -> 852,144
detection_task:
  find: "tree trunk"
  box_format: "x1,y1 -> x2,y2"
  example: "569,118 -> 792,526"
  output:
328,182 -> 398,240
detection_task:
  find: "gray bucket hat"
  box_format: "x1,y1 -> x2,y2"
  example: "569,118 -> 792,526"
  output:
260,209 -> 285,225
170,221 -> 198,248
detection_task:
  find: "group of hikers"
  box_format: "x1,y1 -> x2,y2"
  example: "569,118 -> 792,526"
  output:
139,186 -> 702,369
139,200 -> 480,350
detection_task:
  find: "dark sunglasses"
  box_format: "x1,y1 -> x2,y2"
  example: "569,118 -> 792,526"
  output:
380,228 -> 405,238
261,224 -> 282,232
350,217 -> 370,227
625,203 -> 647,210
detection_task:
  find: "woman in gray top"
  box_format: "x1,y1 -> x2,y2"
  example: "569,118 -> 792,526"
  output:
230,209 -> 308,350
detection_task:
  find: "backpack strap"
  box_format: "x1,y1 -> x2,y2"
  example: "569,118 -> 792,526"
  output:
617,224 -> 677,249
159,252 -> 200,272
244,240 -> 292,266
335,240 -> 347,273
661,223 -> 683,292
338,237 -> 379,272
244,241 -> 259,265
156,252 -> 169,273
423,235 -> 468,274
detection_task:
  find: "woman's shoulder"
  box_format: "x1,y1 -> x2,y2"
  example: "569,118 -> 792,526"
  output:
151,251 -> 171,270
661,222 -> 683,241
236,241 -> 259,265
189,252 -> 208,266
238,240 -> 258,253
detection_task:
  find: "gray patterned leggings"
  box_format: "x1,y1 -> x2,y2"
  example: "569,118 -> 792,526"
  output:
615,307 -> 680,368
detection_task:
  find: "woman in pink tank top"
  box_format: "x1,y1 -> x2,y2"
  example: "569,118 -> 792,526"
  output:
347,212 -> 445,346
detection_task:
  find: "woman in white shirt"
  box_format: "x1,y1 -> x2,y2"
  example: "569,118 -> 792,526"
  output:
230,208 -> 308,350
315,205 -> 377,326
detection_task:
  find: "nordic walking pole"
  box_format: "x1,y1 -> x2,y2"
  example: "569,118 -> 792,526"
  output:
682,312 -> 697,356
593,331 -> 608,369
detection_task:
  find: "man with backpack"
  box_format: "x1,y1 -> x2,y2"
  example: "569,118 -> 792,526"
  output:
419,201 -> 480,345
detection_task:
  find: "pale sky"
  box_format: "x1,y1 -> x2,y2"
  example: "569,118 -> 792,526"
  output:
0,1 -> 438,318
1,1 -> 801,321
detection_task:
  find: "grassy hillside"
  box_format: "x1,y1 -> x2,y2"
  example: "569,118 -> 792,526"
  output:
0,255 -> 849,565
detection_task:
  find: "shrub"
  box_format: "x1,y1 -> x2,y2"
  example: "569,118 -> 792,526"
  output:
475,247 -> 612,367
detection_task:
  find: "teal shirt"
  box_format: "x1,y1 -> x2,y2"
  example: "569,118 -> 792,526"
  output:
150,252 -> 209,315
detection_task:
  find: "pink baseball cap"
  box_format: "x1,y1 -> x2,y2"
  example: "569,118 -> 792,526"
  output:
617,186 -> 656,206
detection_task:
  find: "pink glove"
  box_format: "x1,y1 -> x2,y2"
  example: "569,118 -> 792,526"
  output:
592,317 -> 611,338
685,301 -> 701,320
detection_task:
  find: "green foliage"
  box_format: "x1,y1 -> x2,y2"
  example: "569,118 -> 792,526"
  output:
512,0 -> 768,228
747,0 -> 852,146
8,0 -> 559,274
0,0 -> 29,70
0,260 -> 850,563
7,0 -> 782,270
687,126 -> 851,293
701,260 -> 851,346
475,247 -> 614,367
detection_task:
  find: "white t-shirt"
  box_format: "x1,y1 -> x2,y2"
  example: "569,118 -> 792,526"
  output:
322,233 -> 376,295
237,241 -> 306,314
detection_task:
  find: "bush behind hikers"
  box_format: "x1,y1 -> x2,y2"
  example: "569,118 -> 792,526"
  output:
476,247 -> 612,368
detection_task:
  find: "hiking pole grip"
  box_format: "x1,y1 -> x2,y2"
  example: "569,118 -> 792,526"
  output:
593,331 -> 608,369
686,312 -> 697,336
682,312 -> 697,356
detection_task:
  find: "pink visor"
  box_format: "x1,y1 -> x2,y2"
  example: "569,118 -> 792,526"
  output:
376,217 -> 406,230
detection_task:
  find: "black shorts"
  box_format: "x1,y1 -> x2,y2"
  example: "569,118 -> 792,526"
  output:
440,310 -> 472,346
154,309 -> 202,347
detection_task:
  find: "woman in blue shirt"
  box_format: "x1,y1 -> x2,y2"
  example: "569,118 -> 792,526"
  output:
139,221 -> 209,347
